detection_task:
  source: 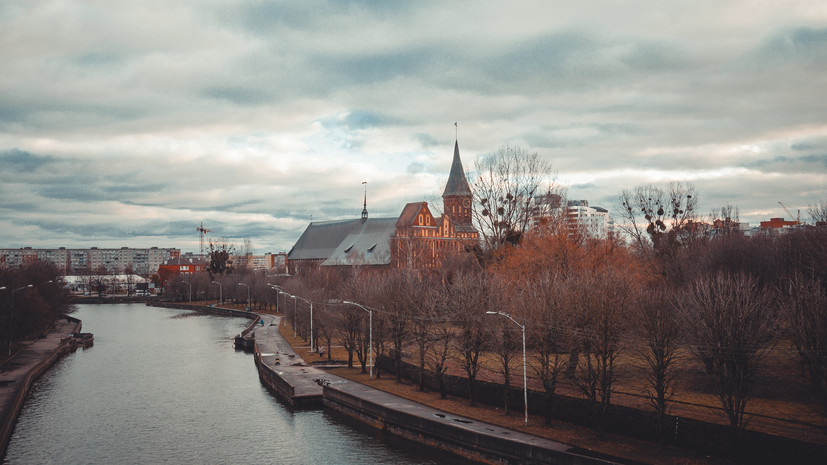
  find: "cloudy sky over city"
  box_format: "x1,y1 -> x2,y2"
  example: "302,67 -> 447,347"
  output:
1,1 -> 826,254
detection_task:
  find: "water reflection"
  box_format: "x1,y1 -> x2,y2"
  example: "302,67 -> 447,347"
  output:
4,304 -> 470,465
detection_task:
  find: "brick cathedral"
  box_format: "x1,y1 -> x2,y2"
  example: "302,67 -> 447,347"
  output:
287,141 -> 479,274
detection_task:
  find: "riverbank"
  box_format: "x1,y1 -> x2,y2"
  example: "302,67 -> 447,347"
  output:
0,316 -> 92,459
151,301 -> 625,464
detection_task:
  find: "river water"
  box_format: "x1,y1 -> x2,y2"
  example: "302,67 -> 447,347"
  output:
3,304 -> 468,464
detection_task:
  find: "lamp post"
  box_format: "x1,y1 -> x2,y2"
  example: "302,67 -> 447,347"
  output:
343,300 -> 373,379
211,281 -> 222,304
269,285 -> 280,314
291,295 -> 298,338
292,295 -> 314,353
8,284 -> 34,356
486,310 -> 528,426
181,280 -> 192,303
238,282 -> 250,310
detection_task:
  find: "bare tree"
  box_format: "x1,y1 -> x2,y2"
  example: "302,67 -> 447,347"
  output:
207,237 -> 236,280
573,269 -> 635,431
784,274 -> 827,418
471,145 -> 557,250
635,283 -> 682,441
89,266 -> 110,297
410,285 -> 442,391
338,305 -> 364,369
449,270 -> 489,406
524,272 -> 572,425
618,181 -> 698,254
427,302 -> 454,399
677,272 -> 777,441
808,199 -> 827,224
490,305 -> 520,415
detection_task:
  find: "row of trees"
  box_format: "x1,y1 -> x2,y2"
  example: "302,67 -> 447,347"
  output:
269,193 -> 827,447
0,262 -> 75,356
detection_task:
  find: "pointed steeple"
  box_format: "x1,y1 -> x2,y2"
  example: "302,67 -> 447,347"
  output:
442,140 -> 472,197
361,181 -> 368,222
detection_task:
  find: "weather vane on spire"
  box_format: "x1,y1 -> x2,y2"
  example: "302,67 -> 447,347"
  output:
454,121 -> 458,140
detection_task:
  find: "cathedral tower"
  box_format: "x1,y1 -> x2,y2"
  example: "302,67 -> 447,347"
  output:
442,140 -> 473,225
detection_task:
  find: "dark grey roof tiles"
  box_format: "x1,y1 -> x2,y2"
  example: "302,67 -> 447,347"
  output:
442,140 -> 472,197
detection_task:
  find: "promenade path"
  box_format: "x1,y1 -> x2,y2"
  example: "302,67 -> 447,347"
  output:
0,317 -> 83,457
247,314 -> 325,403
250,313 -> 622,465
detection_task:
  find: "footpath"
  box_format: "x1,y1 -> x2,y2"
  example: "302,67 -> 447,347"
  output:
0,317 -> 91,458
244,312 -> 622,465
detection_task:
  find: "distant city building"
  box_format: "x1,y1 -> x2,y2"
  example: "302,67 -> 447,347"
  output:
530,197 -> 615,239
231,252 -> 288,273
287,141 -> 479,274
157,254 -> 208,285
0,247 -> 180,275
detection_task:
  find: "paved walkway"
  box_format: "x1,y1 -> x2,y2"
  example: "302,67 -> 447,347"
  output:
247,314 -> 326,400
249,313 -> 622,464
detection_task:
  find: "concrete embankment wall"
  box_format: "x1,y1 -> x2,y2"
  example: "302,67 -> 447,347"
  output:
0,318 -> 87,457
146,301 -> 259,321
322,384 -> 616,465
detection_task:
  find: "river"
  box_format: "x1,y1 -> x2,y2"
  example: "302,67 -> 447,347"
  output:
3,303 -> 470,464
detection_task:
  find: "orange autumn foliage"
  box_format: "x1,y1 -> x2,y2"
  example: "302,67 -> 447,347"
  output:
488,228 -> 649,285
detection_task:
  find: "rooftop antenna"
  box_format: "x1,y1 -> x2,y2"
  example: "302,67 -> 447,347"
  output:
361,181 -> 368,221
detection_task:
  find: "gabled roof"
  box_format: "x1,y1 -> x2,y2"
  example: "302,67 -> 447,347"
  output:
322,217 -> 397,266
288,219 -> 364,261
395,202 -> 437,228
442,140 -> 472,197
288,217 -> 397,266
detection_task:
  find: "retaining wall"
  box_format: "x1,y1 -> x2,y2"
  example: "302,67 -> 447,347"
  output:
377,356 -> 827,465
323,384 -> 618,465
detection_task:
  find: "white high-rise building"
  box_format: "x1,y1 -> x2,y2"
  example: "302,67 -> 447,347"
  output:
530,197 -> 615,239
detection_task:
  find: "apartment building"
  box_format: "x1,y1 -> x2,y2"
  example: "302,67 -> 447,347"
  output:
0,247 -> 180,275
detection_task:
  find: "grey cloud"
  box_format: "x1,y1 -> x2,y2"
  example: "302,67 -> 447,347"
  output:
414,133 -> 440,148
406,162 -> 425,174
202,86 -> 274,105
340,109 -> 400,130
73,52 -> 125,68
743,154 -> 827,170
752,27 -> 827,68
37,185 -> 107,202
0,148 -> 56,172
621,41 -> 686,71
227,0 -> 421,35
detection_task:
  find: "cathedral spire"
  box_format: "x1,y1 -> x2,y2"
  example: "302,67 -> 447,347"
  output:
361,181 -> 368,222
442,140 -> 472,198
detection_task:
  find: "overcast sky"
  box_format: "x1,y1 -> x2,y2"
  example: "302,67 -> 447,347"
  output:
1,1 -> 826,254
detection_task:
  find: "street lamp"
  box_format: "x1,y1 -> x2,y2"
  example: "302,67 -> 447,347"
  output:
211,281 -> 222,304
292,295 -> 314,353
486,310 -> 529,426
181,280 -> 192,302
268,285 -> 280,314
8,284 -> 34,356
291,295 -> 298,338
344,300 -> 373,379
238,282 -> 250,310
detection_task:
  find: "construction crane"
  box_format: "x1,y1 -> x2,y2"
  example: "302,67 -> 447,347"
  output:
778,202 -> 800,224
197,221 -> 212,257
